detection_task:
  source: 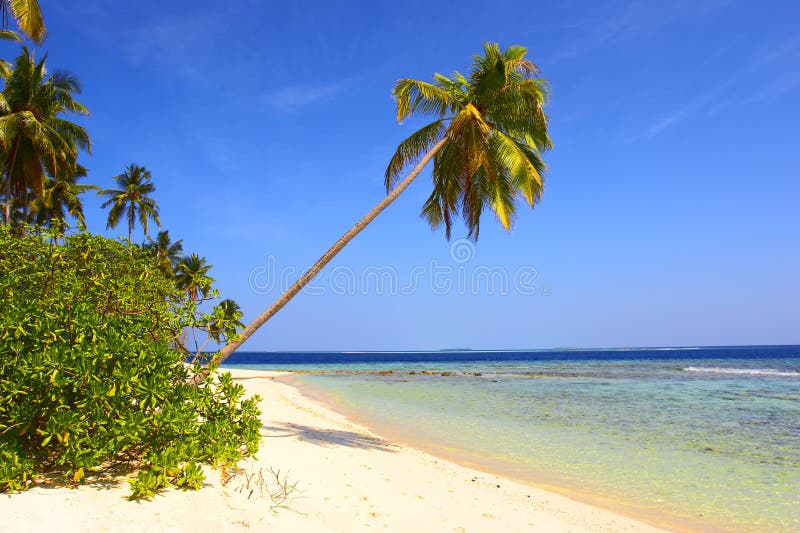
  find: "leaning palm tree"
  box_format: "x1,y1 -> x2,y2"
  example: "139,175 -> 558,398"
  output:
175,253 -> 214,303
0,48 -> 90,224
0,0 -> 45,44
98,164 -> 160,241
212,43 -> 552,365
144,230 -> 184,277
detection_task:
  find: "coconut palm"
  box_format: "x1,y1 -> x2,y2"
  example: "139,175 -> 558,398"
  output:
31,163 -> 96,234
0,48 -> 90,224
175,254 -> 214,303
207,299 -> 244,344
144,230 -> 184,277
98,164 -> 160,241
212,43 -> 552,365
0,0 -> 45,44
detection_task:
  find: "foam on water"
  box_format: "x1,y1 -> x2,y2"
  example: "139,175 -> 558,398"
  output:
684,366 -> 800,376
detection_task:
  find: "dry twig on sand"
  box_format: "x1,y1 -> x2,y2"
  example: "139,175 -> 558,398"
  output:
222,465 -> 303,514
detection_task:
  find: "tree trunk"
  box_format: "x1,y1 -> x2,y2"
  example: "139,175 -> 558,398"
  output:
128,204 -> 134,242
4,140 -> 21,225
3,176 -> 9,225
211,138 -> 447,366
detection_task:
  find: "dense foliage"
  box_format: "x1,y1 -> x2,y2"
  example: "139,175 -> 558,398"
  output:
0,227 -> 261,499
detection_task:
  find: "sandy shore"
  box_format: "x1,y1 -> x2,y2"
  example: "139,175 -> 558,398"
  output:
1,368 -> 670,532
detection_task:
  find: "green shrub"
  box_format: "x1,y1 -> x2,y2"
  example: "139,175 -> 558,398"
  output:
0,226 -> 261,499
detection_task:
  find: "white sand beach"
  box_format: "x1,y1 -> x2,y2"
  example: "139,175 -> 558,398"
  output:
0,368 -> 670,532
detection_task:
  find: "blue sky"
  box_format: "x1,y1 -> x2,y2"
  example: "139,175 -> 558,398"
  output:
20,0 -> 800,350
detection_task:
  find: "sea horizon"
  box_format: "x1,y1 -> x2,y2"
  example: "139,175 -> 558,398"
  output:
222,343 -> 798,353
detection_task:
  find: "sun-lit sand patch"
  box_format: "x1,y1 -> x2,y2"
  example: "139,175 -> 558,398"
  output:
0,368 -> 668,532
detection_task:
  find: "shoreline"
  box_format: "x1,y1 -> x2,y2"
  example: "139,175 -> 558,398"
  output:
1,367 -> 673,532
238,368 -> 675,532
275,372 -> 700,533
278,371 -> 728,533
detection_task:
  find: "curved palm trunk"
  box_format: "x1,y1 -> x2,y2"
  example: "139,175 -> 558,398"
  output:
212,138 -> 447,365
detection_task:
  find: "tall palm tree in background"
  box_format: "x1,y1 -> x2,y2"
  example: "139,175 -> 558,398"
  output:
0,48 -> 90,224
0,0 -> 45,44
144,230 -> 184,277
213,43 -> 552,365
31,163 -> 96,234
98,164 -> 160,241
175,253 -> 214,303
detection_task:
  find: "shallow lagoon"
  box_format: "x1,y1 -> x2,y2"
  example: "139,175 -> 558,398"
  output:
227,347 -> 800,531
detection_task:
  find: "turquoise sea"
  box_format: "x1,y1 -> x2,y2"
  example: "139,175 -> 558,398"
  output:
224,346 -> 800,532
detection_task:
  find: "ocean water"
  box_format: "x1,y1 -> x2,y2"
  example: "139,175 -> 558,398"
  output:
224,346 -> 800,532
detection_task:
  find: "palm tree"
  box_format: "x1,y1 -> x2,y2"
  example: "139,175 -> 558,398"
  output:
98,164 -> 160,241
175,254 -> 213,303
0,48 -> 90,224
31,163 -> 96,234
144,230 -> 184,277
0,0 -> 45,44
207,299 -> 244,344
212,43 -> 552,365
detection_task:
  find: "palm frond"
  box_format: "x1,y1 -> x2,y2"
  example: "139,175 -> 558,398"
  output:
384,119 -> 446,191
7,0 -> 46,44
392,78 -> 460,123
0,28 -> 21,41
491,130 -> 545,206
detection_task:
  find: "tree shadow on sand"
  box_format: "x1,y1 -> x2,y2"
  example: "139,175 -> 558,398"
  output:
26,463 -> 137,492
262,422 -> 397,452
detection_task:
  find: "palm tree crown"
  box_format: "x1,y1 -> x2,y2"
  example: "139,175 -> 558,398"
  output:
144,230 -> 184,277
386,42 -> 551,239
98,164 -> 160,241
207,299 -> 244,344
30,163 -> 96,233
0,47 -> 91,225
175,254 -> 214,302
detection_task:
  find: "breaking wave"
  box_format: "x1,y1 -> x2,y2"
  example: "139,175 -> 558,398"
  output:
683,367 -> 800,377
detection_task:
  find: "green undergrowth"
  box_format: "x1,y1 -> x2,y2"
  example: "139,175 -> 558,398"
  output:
0,227 -> 261,499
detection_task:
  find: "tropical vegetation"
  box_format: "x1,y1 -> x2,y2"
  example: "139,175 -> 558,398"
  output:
0,10 -> 257,499
0,226 -> 260,499
213,43 -> 552,364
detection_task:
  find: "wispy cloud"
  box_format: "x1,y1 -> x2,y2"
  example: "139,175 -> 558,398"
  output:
261,79 -> 353,111
124,11 -> 224,75
550,0 -> 734,64
639,36 -> 800,139
645,108 -> 691,137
